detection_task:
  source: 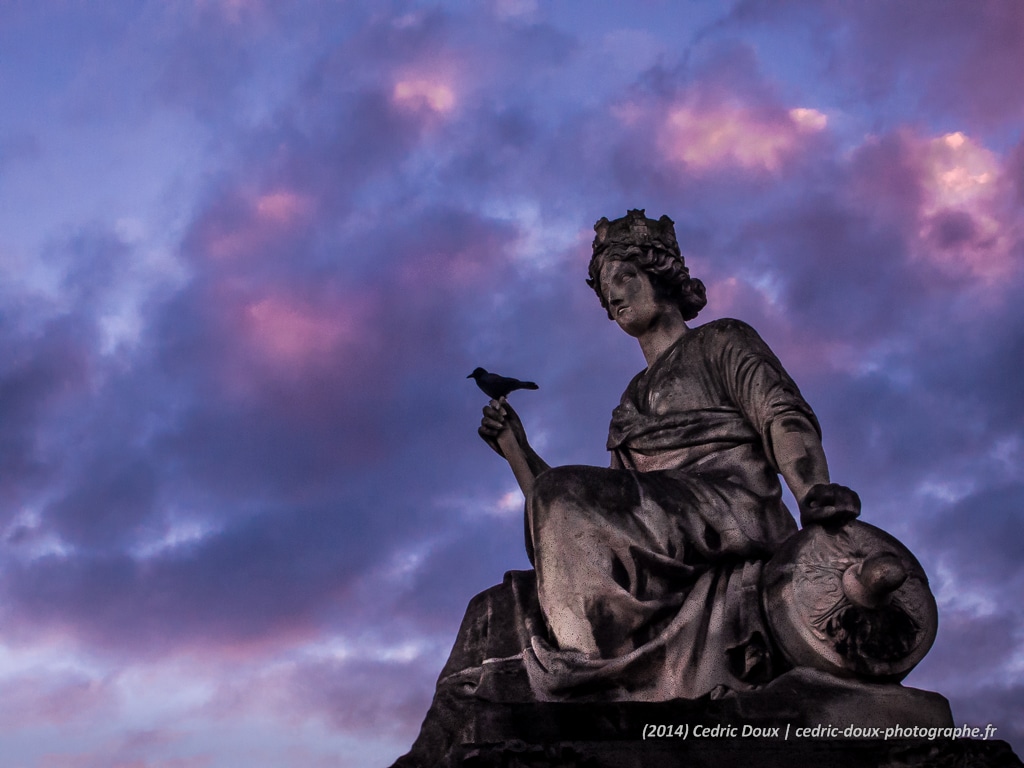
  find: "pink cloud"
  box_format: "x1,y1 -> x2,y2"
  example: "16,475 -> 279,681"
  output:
243,295 -> 359,369
198,281 -> 391,420
390,48 -> 463,119
701,275 -> 775,317
659,103 -> 826,172
914,131 -> 1019,280
846,128 -> 1023,288
200,188 -> 313,261
392,79 -> 456,114
254,190 -> 312,225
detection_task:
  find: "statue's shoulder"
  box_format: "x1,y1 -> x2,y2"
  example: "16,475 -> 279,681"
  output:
618,367 -> 647,402
693,317 -> 762,345
690,319 -> 782,369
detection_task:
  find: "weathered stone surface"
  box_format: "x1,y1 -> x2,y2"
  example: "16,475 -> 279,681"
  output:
390,572 -> 540,767
763,521 -> 938,680
388,572 -> 999,768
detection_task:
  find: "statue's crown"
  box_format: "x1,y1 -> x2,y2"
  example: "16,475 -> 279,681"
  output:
593,209 -> 679,255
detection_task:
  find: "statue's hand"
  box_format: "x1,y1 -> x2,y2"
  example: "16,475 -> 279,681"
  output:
800,483 -> 861,527
478,397 -> 528,459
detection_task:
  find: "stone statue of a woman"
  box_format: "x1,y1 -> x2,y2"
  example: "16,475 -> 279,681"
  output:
478,209 -> 860,700
391,210 -> 954,768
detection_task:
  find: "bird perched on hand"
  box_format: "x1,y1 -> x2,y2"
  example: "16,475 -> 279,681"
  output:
467,367 -> 539,399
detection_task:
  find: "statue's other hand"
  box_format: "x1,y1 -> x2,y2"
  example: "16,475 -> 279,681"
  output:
478,397 -> 528,458
800,483 -> 861,527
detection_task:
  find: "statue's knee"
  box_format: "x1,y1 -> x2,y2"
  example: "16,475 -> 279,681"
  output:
531,465 -> 589,509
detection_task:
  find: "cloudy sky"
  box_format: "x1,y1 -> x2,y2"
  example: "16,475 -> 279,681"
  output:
1,1 -> 1022,765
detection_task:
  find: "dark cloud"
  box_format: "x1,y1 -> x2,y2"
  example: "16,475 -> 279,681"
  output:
3,502 -> 372,656
0,192 -> 537,656
836,0 -> 1024,130
952,683 -> 1024,749
0,318 -> 91,513
921,484 -> 1024,583
717,0 -> 1024,134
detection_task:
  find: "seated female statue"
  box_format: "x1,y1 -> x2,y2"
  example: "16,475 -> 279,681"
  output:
478,209 -> 860,701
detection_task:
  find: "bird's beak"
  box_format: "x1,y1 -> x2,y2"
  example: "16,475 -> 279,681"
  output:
466,373 -> 473,378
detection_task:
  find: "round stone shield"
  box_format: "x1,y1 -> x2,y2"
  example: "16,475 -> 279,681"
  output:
762,521 -> 938,681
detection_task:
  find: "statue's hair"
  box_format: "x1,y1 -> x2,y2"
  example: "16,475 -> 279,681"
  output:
587,243 -> 707,322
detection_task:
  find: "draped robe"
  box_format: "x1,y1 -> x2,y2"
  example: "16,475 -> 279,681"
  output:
523,318 -> 819,701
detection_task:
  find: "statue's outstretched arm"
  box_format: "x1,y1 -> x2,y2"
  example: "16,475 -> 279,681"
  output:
770,415 -> 860,528
478,398 -> 550,497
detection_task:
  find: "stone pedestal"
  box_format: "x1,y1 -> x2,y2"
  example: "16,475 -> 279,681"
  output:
406,680 -> 1020,767
389,571 -> 1021,768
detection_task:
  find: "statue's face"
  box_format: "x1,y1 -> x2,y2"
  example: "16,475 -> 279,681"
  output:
599,259 -> 676,338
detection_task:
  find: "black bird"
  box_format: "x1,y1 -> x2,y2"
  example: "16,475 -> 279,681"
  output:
467,367 -> 539,399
